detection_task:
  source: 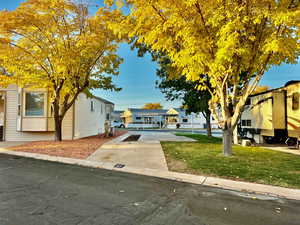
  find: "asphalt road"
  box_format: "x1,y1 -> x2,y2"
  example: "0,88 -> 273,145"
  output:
0,154 -> 299,225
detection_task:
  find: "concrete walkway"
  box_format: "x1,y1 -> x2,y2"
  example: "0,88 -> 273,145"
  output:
0,141 -> 27,149
263,146 -> 300,156
87,131 -> 195,170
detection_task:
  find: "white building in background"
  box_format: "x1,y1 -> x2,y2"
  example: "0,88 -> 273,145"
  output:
119,107 -> 218,129
0,85 -> 114,141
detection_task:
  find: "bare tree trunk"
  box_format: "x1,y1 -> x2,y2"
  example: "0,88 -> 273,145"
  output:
223,128 -> 233,156
54,118 -> 63,141
205,113 -> 212,137
53,97 -> 63,141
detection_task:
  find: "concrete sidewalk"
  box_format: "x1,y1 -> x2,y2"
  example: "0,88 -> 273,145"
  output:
0,141 -> 27,149
87,131 -> 195,170
263,146 -> 300,156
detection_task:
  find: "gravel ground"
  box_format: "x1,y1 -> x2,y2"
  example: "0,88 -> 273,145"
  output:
8,130 -> 127,159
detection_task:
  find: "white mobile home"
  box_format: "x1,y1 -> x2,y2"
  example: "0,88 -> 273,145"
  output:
120,107 -> 218,129
240,81 -> 300,144
165,108 -> 218,129
0,85 -> 114,141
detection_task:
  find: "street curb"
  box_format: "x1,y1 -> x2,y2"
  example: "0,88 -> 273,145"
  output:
1,148 -> 300,201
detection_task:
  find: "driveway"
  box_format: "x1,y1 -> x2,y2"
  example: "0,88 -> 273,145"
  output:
87,131 -> 195,170
0,153 -> 299,225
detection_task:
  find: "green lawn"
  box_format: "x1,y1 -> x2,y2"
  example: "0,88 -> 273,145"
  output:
161,133 -> 300,188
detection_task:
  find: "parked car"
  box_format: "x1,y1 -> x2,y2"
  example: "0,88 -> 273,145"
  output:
112,121 -> 125,128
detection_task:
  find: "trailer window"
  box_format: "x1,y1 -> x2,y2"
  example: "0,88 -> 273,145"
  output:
292,92 -> 299,110
245,98 -> 251,105
242,120 -> 246,126
246,120 -> 251,126
242,120 -> 251,127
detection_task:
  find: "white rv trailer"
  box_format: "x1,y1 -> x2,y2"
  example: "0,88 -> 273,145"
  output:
240,81 -> 300,145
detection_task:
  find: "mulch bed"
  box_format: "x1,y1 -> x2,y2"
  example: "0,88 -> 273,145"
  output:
8,130 -> 127,159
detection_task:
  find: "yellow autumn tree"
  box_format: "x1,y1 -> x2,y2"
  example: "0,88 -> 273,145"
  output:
143,103 -> 163,109
0,0 -> 124,141
106,0 -> 300,156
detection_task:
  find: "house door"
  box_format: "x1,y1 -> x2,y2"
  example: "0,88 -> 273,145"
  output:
0,94 -> 5,141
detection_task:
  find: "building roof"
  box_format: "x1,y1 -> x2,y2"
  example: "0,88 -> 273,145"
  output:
250,80 -> 300,97
92,95 -> 114,105
112,110 -> 124,114
173,108 -> 186,113
128,108 -> 168,116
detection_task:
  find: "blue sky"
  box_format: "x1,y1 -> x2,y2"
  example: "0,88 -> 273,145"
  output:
1,1 -> 300,110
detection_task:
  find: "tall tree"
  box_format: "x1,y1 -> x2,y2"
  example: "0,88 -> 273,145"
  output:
142,103 -> 163,109
107,0 -> 300,156
0,0 -> 123,141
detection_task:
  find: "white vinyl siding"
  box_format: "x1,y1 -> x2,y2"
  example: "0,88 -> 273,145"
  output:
74,93 -> 108,139
1,85 -> 111,141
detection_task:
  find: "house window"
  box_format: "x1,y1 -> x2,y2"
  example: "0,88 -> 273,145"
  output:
106,113 -> 110,120
136,117 -> 141,120
242,120 -> 251,127
25,92 -> 45,116
101,104 -> 103,114
292,92 -> 299,110
182,118 -> 188,123
91,101 -> 94,112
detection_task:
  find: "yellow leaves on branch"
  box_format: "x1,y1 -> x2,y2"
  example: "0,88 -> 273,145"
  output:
107,0 -> 299,130
0,0 -> 124,99
109,0 -> 299,83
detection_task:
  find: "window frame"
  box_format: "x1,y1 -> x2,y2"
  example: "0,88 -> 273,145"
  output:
241,120 -> 246,126
245,98 -> 251,106
242,119 -> 251,127
246,120 -> 252,127
23,91 -> 46,118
